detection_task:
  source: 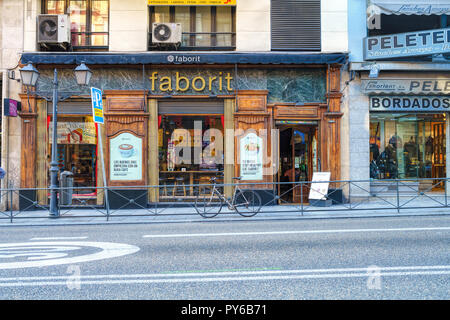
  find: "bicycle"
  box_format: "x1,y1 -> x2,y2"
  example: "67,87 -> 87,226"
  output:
195,176 -> 262,218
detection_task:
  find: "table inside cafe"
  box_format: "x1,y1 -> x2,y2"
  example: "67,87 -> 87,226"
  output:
159,169 -> 224,199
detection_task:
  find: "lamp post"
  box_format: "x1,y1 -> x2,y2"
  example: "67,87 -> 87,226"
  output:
20,62 -> 92,218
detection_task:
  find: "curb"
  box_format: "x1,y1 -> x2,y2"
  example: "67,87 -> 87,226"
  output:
1,211 -> 449,227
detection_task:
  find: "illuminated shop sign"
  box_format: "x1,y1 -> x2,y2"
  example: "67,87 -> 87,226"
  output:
148,0 -> 236,5
362,79 -> 450,94
364,28 -> 450,60
149,71 -> 233,93
370,96 -> 450,112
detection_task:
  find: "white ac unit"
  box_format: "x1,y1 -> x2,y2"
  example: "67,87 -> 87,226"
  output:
152,23 -> 182,44
37,14 -> 70,44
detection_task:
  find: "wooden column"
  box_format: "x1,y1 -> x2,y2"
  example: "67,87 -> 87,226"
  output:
148,99 -> 159,202
324,64 -> 344,182
234,90 -> 271,189
19,94 -> 37,189
224,98 -> 235,198
36,99 -> 48,205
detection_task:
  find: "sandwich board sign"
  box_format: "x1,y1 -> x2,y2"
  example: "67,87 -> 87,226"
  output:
309,172 -> 331,200
90,87 -> 104,124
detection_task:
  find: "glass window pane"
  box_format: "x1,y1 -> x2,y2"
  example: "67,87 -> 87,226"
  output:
91,0 -> 109,46
70,0 -> 87,46
175,6 -> 190,46
153,6 -> 170,23
195,6 -> 211,47
47,0 -> 65,14
216,6 -> 232,47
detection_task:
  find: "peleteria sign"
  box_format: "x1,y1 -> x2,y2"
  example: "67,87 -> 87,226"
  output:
364,27 -> 450,60
148,0 -> 236,5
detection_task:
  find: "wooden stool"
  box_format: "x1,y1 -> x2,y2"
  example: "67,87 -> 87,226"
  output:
159,178 -> 168,196
165,177 -> 176,197
198,176 -> 213,196
173,177 -> 187,197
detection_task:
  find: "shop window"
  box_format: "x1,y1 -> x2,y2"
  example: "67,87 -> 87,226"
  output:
48,115 -> 98,199
158,115 -> 224,201
43,0 -> 109,51
370,113 -> 446,190
149,6 -> 236,51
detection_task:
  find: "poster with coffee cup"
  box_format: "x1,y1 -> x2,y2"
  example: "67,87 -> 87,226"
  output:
240,133 -> 263,181
110,132 -> 142,181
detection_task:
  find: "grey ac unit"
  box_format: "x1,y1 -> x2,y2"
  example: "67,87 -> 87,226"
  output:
152,23 -> 182,44
37,14 -> 70,44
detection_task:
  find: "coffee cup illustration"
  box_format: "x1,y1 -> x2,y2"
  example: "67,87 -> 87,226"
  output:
118,144 -> 136,158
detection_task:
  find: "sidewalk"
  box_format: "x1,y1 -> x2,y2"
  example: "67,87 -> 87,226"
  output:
1,198 -> 450,226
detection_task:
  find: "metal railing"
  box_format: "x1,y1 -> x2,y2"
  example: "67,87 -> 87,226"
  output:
1,177 -> 449,223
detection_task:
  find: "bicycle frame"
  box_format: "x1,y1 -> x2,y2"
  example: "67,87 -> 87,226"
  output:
209,183 -> 247,211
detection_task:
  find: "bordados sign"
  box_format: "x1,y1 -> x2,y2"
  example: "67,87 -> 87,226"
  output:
364,27 -> 450,60
370,96 -> 450,112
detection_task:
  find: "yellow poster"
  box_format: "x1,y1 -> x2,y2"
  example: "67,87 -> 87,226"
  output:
148,0 -> 236,5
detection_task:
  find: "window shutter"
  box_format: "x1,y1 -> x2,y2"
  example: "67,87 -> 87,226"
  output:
158,100 -> 224,114
271,0 -> 321,51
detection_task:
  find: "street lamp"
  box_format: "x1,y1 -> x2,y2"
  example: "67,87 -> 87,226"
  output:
19,61 -> 92,218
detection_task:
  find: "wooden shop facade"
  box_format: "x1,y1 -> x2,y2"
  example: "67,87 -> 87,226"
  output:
18,52 -> 347,208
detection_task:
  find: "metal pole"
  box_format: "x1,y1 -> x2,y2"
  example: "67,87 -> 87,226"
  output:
49,69 -> 59,218
97,125 -> 110,219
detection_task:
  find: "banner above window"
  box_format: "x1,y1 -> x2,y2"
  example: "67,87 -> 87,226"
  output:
369,0 -> 450,15
148,0 -> 236,5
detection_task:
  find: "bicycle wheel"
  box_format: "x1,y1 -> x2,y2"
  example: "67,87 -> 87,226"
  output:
234,190 -> 262,217
195,192 -> 223,218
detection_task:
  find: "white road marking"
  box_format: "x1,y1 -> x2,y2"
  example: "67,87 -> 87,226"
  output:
142,226 -> 450,238
0,265 -> 448,287
29,237 -> 88,241
0,242 -> 140,269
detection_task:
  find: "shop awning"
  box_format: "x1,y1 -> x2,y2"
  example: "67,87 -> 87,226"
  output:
369,0 -> 450,15
20,52 -> 348,66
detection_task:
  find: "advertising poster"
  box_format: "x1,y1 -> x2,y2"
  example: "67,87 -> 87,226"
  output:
309,172 -> 331,200
49,122 -> 97,144
240,133 -> 263,181
110,132 -> 142,181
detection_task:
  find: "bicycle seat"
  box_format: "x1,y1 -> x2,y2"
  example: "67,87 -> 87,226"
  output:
233,177 -> 242,181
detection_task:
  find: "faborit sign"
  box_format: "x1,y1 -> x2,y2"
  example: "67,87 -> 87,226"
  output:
364,27 -> 450,60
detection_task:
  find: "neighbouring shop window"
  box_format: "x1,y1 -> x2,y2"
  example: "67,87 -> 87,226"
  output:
369,113 -> 446,189
158,115 -> 224,200
149,6 -> 235,50
48,115 -> 98,198
44,0 -> 109,50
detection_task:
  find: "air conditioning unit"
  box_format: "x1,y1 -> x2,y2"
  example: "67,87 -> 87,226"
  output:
152,23 -> 182,44
37,14 -> 70,44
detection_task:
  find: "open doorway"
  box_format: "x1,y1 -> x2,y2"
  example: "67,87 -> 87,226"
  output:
277,123 -> 319,204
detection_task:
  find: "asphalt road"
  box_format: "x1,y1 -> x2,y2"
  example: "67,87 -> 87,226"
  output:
0,215 -> 449,300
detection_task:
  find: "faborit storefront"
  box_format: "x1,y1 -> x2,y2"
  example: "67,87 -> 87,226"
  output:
18,52 -> 347,209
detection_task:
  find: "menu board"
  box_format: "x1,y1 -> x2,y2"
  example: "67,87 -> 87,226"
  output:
110,132 -> 143,181
309,172 -> 331,200
240,133 -> 263,181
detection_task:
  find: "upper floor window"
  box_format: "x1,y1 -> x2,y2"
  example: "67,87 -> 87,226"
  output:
43,0 -> 109,51
271,0 -> 321,51
149,6 -> 236,51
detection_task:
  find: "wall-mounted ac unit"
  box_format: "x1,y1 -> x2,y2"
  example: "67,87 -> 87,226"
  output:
37,14 -> 70,44
152,23 -> 182,44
